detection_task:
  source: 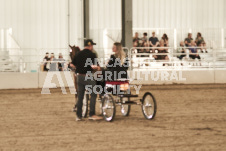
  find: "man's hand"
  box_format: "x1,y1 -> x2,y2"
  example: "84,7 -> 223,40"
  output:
91,65 -> 101,71
69,63 -> 76,68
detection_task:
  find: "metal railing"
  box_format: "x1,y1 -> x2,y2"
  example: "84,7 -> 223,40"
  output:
129,47 -> 226,71
0,48 -> 71,72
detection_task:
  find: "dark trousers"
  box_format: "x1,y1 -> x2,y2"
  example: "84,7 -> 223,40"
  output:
76,75 -> 97,117
178,55 -> 186,60
189,55 -> 201,60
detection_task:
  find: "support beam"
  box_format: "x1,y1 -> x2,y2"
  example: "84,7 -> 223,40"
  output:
122,0 -> 133,50
83,0 -> 89,40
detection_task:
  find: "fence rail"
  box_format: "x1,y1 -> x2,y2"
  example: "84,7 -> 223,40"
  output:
129,47 -> 226,70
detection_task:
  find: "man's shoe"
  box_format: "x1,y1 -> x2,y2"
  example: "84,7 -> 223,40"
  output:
76,116 -> 84,121
88,115 -> 103,120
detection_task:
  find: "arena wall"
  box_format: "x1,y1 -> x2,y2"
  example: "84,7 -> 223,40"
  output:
0,70 -> 225,89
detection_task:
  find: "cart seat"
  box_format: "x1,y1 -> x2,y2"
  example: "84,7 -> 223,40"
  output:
105,79 -> 130,91
105,79 -> 129,85
118,94 -> 138,98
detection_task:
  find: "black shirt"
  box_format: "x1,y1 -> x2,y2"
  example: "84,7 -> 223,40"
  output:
106,55 -> 129,80
72,49 -> 97,74
149,37 -> 159,45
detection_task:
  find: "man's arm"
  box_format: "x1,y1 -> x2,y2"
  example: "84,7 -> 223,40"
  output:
91,52 -> 101,71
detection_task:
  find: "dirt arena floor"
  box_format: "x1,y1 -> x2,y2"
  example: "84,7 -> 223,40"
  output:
0,84 -> 226,151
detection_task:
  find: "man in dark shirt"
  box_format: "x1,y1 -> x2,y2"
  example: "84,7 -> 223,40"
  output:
72,39 -> 102,121
149,31 -> 159,52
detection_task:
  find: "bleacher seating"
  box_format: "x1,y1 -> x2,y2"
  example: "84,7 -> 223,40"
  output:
0,51 -> 18,72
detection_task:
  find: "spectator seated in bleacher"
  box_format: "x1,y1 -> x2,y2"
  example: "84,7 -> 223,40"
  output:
149,31 -> 159,53
161,33 -> 169,47
195,32 -> 208,53
136,32 -> 149,57
177,41 -> 186,60
133,32 -> 142,55
188,41 -> 201,60
133,32 -> 140,47
58,53 -> 65,71
153,39 -> 169,61
133,40 -> 139,48
141,32 -> 148,43
43,52 -> 50,71
139,41 -> 149,57
184,33 -> 193,47
49,53 -> 58,71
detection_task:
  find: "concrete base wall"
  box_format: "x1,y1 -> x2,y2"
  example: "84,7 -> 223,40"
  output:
0,73 -> 39,89
215,70 -> 226,84
0,70 -> 225,89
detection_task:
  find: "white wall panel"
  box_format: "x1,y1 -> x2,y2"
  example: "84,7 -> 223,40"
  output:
133,0 -> 225,29
90,0 -> 226,54
133,0 -> 226,47
0,0 -> 83,50
89,0 -> 121,58
223,0 -> 226,27
225,0 -> 226,46
0,0 -> 225,52
69,0 -> 83,47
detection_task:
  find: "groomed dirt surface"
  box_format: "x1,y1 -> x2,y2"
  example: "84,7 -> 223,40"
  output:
0,84 -> 226,151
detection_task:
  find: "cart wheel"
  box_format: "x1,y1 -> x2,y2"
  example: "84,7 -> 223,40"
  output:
121,105 -> 131,116
102,94 -> 115,122
141,92 -> 157,120
82,93 -> 89,118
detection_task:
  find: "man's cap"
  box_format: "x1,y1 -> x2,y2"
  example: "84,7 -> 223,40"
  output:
84,39 -> 96,46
